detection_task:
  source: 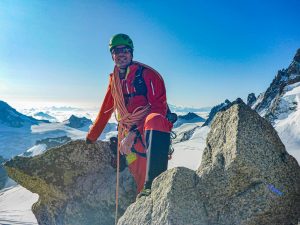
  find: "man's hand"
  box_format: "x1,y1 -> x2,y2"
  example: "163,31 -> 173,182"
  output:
86,138 -> 94,144
119,132 -> 135,155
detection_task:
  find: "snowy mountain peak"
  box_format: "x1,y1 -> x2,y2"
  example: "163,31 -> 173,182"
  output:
247,93 -> 257,107
202,99 -> 231,127
252,49 -> 300,120
178,112 -> 203,121
173,112 -> 206,128
293,48 -> 300,62
248,49 -> 300,162
0,100 -> 42,128
287,48 -> 300,75
64,115 -> 92,129
33,112 -> 57,122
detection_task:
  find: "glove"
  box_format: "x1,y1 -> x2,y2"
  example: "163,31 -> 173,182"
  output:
110,154 -> 127,172
109,136 -> 127,172
86,138 -> 94,144
109,137 -> 118,155
119,132 -> 135,155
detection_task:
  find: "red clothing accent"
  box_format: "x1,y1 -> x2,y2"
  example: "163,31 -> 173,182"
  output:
87,61 -> 168,141
144,113 -> 173,132
87,61 -> 171,193
86,75 -> 114,142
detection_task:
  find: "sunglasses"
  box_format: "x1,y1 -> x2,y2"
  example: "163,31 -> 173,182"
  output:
111,47 -> 132,55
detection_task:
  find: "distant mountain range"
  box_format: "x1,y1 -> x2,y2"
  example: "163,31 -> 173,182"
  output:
34,112 -> 57,122
0,100 -> 46,128
168,104 -> 211,113
174,112 -> 206,128
0,102 -> 117,159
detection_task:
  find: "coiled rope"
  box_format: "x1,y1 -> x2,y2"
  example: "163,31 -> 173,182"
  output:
110,66 -> 150,224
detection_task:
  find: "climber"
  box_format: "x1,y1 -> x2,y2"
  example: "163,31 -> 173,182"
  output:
86,34 -> 175,197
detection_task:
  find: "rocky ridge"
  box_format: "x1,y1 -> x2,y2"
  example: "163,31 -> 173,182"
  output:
202,99 -> 231,126
5,141 -> 136,225
252,49 -> 300,122
118,100 -> 300,225
4,101 -> 300,225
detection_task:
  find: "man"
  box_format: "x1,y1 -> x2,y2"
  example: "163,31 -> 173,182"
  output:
86,34 -> 173,196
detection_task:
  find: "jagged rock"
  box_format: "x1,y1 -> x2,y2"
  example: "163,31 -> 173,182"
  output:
36,136 -> 72,149
5,140 -> 136,225
118,101 -> 300,225
172,124 -> 200,144
118,167 -> 207,225
0,156 -> 8,189
202,99 -> 231,127
287,48 -> 300,74
247,93 -> 256,107
198,100 -> 300,224
22,136 -> 72,157
253,49 -> 300,122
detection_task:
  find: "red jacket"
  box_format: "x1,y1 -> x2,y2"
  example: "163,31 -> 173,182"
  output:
87,61 -> 168,141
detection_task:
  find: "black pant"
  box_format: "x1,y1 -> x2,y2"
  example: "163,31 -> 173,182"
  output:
144,130 -> 170,189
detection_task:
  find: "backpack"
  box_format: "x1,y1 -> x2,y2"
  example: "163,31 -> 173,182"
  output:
125,64 -> 177,124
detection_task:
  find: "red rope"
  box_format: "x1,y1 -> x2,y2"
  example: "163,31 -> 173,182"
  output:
111,66 -> 150,224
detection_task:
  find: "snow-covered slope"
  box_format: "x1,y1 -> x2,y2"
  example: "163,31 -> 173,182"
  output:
169,126 -> 210,170
273,82 -> 300,162
0,102 -> 117,159
0,185 -> 38,225
250,49 -> 300,163
252,49 -> 300,119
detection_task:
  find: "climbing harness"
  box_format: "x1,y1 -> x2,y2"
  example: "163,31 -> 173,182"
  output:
110,62 -> 178,224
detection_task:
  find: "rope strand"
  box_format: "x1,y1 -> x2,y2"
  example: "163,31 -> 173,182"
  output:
111,66 -> 150,224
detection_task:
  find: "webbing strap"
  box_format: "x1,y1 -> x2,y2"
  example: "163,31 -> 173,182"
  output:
130,128 -> 147,158
124,64 -> 146,99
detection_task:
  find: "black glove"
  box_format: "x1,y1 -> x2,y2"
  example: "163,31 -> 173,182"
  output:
86,138 -> 94,144
109,137 -> 118,154
110,154 -> 127,172
167,112 -> 178,124
109,136 -> 127,172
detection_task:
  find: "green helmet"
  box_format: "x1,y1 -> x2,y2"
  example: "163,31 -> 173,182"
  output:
109,34 -> 134,52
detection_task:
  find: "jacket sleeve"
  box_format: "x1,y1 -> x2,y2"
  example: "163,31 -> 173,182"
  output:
143,68 -> 168,116
86,76 -> 114,142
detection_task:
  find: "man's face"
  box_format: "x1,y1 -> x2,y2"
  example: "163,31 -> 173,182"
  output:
111,45 -> 133,69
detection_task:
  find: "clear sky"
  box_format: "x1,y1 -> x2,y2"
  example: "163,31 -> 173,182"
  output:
1,0 -> 299,109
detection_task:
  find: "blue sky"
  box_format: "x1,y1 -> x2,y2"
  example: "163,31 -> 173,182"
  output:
0,0 -> 299,108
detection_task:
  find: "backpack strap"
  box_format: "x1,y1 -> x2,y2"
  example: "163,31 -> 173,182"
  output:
123,64 -> 147,98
